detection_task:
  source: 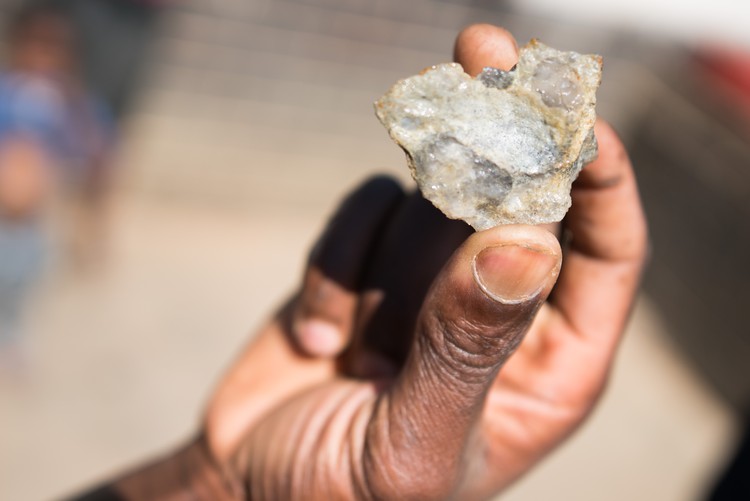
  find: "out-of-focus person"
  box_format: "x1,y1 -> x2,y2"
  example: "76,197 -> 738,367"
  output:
0,2 -> 115,361
64,0 -> 167,120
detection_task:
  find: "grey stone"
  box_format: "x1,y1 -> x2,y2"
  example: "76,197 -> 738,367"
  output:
375,40 -> 602,230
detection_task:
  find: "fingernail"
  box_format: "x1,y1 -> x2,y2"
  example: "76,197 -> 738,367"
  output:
296,319 -> 342,357
473,244 -> 559,304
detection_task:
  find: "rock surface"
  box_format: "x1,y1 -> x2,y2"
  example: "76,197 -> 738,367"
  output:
375,40 -> 602,230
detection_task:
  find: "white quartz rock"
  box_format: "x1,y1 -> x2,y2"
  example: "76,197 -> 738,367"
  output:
375,40 -> 602,230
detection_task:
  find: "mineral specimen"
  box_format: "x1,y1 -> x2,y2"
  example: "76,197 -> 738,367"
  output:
375,40 -> 602,230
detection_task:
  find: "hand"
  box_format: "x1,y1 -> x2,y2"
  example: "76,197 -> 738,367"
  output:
114,24 -> 648,501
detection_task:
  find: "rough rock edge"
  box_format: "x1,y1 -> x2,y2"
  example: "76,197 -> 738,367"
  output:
374,40 -> 603,230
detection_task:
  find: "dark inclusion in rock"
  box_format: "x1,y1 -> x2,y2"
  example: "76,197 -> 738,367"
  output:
414,136 -> 513,221
478,67 -> 514,90
375,40 -> 603,230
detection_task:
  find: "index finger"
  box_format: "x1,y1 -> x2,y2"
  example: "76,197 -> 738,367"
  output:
551,120 -> 649,350
454,24 -> 519,75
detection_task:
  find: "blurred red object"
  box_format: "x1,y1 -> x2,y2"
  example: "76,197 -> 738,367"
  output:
694,46 -> 750,125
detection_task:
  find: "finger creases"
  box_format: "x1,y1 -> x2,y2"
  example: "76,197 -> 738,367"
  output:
550,119 -> 648,347
365,226 -> 560,496
413,226 -> 561,380
567,120 -> 648,262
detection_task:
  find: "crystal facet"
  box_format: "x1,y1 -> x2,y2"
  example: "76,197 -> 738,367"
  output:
375,40 -> 603,230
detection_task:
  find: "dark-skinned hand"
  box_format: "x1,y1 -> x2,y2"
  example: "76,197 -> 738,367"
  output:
112,24 -> 648,501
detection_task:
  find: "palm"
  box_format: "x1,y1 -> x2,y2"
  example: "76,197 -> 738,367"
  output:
480,308 -> 603,490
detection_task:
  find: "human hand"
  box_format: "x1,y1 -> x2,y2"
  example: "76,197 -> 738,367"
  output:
114,24 -> 648,501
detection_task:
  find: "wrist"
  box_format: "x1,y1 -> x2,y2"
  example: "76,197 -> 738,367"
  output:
114,438 -> 245,501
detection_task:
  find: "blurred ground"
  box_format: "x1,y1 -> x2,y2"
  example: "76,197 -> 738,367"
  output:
0,0 -> 743,499
0,196 -> 737,501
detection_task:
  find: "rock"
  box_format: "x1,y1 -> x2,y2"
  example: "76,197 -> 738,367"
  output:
375,40 -> 602,230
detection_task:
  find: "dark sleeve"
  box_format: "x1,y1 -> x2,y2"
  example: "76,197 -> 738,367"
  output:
61,441 -> 243,501
708,415 -> 750,500
66,485 -> 124,501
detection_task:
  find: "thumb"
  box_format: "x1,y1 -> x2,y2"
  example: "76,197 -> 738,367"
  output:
366,225 -> 561,498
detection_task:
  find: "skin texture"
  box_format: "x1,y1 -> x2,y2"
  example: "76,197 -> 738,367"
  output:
113,24 -> 648,501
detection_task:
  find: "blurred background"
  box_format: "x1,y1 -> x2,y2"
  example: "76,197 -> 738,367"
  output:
0,0 -> 748,499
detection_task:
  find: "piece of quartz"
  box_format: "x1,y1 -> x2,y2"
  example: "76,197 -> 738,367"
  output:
375,40 -> 602,230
